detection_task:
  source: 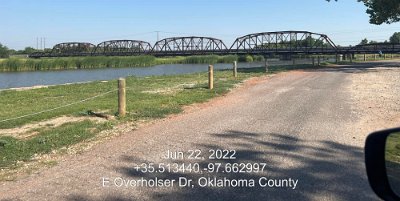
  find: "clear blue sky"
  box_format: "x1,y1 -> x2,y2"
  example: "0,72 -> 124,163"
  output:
1,0 -> 399,50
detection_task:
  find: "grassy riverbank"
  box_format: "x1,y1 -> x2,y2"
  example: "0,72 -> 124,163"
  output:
0,64 -> 313,170
0,55 -> 264,72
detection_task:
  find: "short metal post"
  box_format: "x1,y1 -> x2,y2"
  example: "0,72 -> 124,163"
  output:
208,65 -> 214,90
118,78 -> 126,117
233,61 -> 237,78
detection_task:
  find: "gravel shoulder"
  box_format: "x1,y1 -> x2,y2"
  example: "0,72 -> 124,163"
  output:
1,61 -> 400,201
349,64 -> 400,136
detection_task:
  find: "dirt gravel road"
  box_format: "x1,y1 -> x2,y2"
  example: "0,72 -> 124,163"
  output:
1,61 -> 400,201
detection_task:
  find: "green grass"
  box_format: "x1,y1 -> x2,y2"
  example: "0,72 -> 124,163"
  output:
385,132 -> 400,189
0,64 -> 315,169
0,55 -> 264,72
386,132 -> 400,164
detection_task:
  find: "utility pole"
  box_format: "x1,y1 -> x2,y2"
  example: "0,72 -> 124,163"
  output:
156,31 -> 160,41
155,31 -> 161,51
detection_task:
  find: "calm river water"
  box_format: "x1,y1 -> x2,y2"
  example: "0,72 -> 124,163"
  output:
0,58 -> 329,89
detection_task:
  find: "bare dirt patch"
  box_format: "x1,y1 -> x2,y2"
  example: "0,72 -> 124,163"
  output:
0,116 -> 108,139
10,85 -> 49,91
141,83 -> 202,95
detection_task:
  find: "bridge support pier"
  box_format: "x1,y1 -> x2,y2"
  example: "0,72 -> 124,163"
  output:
391,54 -> 394,59
264,59 -> 269,73
317,56 -> 320,66
374,54 -> 377,60
349,54 -> 353,63
312,57 -> 315,66
364,54 -> 367,61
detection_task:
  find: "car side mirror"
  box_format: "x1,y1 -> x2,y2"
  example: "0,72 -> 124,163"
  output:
365,128 -> 400,201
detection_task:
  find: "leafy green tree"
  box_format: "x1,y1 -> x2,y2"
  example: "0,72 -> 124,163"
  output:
0,43 -> 9,58
359,38 -> 369,45
8,49 -> 16,55
327,0 -> 400,25
21,47 -> 36,54
245,55 -> 253,62
389,32 -> 400,43
300,36 -> 315,47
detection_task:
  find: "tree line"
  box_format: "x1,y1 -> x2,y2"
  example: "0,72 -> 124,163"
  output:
0,45 -> 42,58
359,32 -> 400,45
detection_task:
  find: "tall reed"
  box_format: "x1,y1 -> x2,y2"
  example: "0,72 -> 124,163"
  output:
0,55 -> 255,72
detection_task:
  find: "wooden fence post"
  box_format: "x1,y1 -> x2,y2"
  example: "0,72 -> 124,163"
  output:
233,61 -> 237,78
208,65 -> 214,90
118,78 -> 126,117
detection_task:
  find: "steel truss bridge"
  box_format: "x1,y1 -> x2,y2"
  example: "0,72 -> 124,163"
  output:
29,31 -> 400,58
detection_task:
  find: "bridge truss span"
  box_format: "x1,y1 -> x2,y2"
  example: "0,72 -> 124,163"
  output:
152,36 -> 228,56
92,40 -> 152,56
28,30 -> 400,58
230,31 -> 338,54
51,42 -> 96,57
